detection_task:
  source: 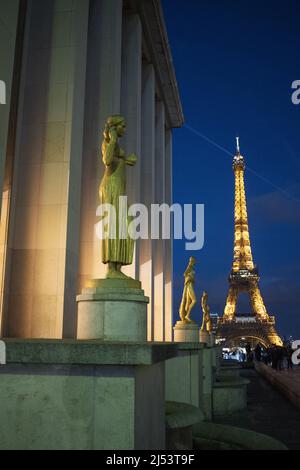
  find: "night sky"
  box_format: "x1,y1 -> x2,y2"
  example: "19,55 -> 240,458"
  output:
162,0 -> 300,339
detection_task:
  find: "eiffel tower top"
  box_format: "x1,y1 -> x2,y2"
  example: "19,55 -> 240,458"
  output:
233,137 -> 245,170
231,138 -> 254,273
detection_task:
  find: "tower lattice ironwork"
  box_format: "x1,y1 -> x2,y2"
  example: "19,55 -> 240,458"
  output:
217,139 -> 282,347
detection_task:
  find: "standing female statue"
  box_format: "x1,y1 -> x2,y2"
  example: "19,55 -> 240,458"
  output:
100,115 -> 137,279
179,257 -> 197,322
201,291 -> 212,333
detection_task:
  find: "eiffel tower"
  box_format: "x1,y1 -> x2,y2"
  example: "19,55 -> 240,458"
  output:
217,139 -> 282,348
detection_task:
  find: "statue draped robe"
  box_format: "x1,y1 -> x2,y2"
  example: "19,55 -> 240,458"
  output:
99,142 -> 136,265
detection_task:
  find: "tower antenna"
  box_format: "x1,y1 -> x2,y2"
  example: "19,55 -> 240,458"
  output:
236,136 -> 240,154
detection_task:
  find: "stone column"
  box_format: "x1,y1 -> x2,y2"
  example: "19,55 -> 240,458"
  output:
164,129 -> 173,341
0,0 -> 20,335
153,101 -> 166,341
76,6 -> 148,343
3,0 -> 90,338
78,0 -> 123,289
120,13 -> 142,280
140,64 -> 155,341
0,0 -> 20,200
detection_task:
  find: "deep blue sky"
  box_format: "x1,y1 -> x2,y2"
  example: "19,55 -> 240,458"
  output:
162,0 -> 300,338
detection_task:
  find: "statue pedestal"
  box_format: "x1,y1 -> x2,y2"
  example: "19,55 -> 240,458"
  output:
0,340 -> 177,450
76,279 -> 149,342
173,321 -> 199,343
199,330 -> 212,346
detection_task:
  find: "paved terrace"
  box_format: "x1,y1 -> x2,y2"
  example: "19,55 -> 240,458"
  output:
214,366 -> 300,450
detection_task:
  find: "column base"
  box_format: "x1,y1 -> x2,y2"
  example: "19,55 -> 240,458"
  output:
173,321 -> 199,343
76,279 -> 149,341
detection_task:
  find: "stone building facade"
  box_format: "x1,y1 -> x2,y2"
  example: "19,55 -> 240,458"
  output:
0,0 -> 183,341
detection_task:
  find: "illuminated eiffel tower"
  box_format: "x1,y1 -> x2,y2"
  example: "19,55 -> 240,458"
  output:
217,139 -> 282,347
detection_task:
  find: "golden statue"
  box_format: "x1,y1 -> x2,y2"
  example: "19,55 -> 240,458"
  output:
179,257 -> 197,323
100,115 -> 137,280
201,291 -> 212,333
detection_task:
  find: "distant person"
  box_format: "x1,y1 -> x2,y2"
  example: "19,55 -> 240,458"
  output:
277,346 -> 284,371
271,345 -> 278,370
255,344 -> 262,362
287,345 -> 294,370
246,343 -> 252,362
264,348 -> 271,365
272,345 -> 284,371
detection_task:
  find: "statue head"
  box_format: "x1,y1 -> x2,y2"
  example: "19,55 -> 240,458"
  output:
189,256 -> 196,266
104,115 -> 126,141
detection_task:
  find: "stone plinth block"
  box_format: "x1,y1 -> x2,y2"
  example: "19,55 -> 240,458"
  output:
202,347 -> 214,420
166,401 -> 203,450
166,343 -> 204,411
210,333 -> 216,346
213,377 -> 250,417
199,330 -> 212,346
173,321 -> 199,343
0,340 -> 178,450
77,279 -> 149,341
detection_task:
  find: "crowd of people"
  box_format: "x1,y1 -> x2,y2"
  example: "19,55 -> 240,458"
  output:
253,343 -> 295,371
223,342 -> 298,371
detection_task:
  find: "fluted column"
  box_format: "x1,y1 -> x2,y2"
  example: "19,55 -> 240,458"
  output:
120,13 -> 142,280
78,0 -> 123,289
0,0 -> 20,200
0,0 -> 20,335
140,64 -> 155,340
153,101 -> 166,341
164,129 -> 173,341
4,0 -> 90,338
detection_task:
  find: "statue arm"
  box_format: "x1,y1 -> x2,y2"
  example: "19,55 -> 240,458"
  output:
102,140 -> 116,167
184,265 -> 194,281
125,153 -> 138,167
201,293 -> 207,311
